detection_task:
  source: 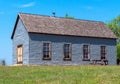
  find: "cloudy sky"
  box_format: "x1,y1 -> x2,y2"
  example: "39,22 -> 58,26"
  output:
0,0 -> 120,65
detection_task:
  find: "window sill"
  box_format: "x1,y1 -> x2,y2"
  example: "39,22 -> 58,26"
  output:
42,58 -> 51,60
63,58 -> 71,61
82,59 -> 90,61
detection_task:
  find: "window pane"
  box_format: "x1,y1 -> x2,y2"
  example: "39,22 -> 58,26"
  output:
83,45 -> 89,59
101,46 -> 106,60
64,44 -> 71,59
43,43 -> 51,59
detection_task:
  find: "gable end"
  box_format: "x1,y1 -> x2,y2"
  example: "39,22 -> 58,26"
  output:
11,14 -> 28,39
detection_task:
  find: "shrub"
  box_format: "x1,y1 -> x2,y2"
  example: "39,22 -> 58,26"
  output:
117,44 -> 120,60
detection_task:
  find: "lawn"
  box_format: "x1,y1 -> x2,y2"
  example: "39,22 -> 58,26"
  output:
0,66 -> 120,84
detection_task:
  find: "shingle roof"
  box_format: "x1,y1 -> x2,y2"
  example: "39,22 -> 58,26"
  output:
11,13 -> 117,39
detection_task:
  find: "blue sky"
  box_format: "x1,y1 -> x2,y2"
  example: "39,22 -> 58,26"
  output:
0,0 -> 120,65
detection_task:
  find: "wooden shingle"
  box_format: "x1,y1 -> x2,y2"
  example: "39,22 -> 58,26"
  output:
11,13 -> 117,39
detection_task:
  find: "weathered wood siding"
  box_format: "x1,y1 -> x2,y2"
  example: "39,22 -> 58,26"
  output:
29,33 -> 116,65
12,19 -> 29,65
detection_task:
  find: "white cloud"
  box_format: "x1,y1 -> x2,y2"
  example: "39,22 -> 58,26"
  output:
20,2 -> 35,8
83,6 -> 93,10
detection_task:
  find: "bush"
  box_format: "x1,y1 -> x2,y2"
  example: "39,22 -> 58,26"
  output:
0,60 -> 6,66
117,44 -> 120,60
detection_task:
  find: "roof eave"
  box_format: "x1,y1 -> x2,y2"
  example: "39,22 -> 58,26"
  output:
11,15 -> 20,39
28,32 -> 117,39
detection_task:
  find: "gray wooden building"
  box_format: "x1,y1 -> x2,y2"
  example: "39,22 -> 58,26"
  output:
11,13 -> 117,65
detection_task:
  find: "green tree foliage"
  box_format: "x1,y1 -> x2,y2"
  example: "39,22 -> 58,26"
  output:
107,15 -> 120,42
117,44 -> 120,60
107,15 -> 120,60
65,13 -> 74,19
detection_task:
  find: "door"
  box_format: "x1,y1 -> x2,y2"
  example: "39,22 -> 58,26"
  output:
17,45 -> 23,64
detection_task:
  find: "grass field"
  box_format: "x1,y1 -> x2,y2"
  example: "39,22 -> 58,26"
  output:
0,66 -> 120,84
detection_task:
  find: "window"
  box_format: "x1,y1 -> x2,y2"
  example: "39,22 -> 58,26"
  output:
83,45 -> 90,60
63,44 -> 71,60
17,45 -> 23,64
43,42 -> 51,60
101,46 -> 107,60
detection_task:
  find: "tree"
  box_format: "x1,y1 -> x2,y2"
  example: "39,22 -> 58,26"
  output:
107,15 -> 120,62
117,44 -> 120,60
117,44 -> 120,64
64,13 -> 74,19
107,15 -> 120,43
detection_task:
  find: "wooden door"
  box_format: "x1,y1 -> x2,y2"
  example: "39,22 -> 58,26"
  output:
17,45 -> 23,64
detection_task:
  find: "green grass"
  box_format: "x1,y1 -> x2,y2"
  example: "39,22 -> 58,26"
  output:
0,66 -> 120,84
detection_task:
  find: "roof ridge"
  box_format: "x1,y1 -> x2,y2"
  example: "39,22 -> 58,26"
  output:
18,12 -> 104,23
